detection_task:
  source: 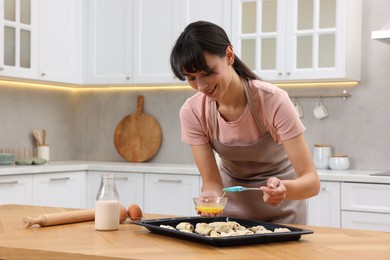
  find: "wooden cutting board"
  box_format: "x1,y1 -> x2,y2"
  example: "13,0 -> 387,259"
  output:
114,96 -> 162,162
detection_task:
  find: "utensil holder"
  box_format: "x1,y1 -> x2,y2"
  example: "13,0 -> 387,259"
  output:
37,145 -> 50,163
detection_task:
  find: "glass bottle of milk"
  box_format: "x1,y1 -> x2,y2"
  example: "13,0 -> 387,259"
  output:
95,173 -> 120,231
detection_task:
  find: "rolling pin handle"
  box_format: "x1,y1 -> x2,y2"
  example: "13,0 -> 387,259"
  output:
23,215 -> 46,228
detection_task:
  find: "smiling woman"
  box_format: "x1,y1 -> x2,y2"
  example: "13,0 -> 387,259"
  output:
170,21 -> 320,224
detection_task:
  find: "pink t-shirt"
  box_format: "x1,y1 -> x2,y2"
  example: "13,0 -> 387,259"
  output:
180,80 -> 305,145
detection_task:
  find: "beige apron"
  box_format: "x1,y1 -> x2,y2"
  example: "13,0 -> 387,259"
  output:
210,80 -> 306,224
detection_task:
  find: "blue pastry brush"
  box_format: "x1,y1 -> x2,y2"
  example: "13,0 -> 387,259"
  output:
223,186 -> 263,192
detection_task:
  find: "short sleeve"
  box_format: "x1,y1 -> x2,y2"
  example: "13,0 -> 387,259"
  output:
179,97 -> 210,145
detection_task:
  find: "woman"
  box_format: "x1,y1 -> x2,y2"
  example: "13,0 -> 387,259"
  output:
170,21 -> 320,224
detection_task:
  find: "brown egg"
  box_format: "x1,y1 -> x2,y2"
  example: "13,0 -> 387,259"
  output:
127,204 -> 143,221
119,204 -> 128,223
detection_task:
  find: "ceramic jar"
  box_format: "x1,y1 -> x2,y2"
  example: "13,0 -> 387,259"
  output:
313,144 -> 332,169
329,154 -> 350,170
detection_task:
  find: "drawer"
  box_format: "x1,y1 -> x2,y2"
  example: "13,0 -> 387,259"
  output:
0,175 -> 33,205
341,183 -> 390,213
342,211 -> 390,232
33,171 -> 87,208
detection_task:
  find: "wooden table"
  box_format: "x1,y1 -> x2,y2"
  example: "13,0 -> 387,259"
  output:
1,204 -> 389,259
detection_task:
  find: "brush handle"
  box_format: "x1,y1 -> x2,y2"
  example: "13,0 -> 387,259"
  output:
223,186 -> 263,192
23,209 -> 95,228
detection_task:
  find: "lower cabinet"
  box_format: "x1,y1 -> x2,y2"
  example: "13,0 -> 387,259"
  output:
32,171 -> 87,209
0,174 -> 33,205
307,181 -> 341,228
86,171 -> 144,209
341,182 -> 390,232
144,173 -> 201,216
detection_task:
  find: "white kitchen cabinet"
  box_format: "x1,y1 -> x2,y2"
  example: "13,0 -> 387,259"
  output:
132,0 -> 183,84
0,0 -> 39,79
86,0 -> 132,84
183,0 -> 232,40
87,171 -> 144,209
38,0 -> 84,84
341,182 -> 390,232
231,0 -> 362,82
144,173 -> 200,216
32,171 -> 86,208
307,181 -> 340,228
0,174 -> 33,205
341,211 -> 390,232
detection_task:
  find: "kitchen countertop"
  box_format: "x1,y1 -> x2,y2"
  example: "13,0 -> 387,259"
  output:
1,204 -> 389,260
1,161 -> 390,184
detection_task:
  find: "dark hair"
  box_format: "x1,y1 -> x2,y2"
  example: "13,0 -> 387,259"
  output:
170,21 -> 259,81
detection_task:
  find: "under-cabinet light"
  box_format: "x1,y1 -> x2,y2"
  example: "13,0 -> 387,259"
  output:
0,79 -> 359,92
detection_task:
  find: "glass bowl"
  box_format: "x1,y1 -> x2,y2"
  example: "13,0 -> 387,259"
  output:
193,197 -> 228,214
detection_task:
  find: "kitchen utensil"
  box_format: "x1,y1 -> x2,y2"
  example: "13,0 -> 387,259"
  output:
33,130 -> 42,146
23,209 -> 95,228
223,186 -> 263,192
42,129 -> 47,145
114,96 -> 162,162
133,216 -> 313,247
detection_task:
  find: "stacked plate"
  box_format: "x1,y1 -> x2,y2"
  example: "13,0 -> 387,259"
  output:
0,154 -> 16,165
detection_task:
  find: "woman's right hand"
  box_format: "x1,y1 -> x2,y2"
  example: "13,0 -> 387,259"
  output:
196,190 -> 225,217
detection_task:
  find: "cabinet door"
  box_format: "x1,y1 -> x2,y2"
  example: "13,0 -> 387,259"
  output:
307,181 -> 341,227
132,0 -> 183,84
0,174 -> 32,205
87,0 -> 132,84
341,183 -> 390,213
231,0 -> 362,82
144,173 -> 200,216
184,0 -> 232,38
342,211 -> 390,232
32,171 -> 86,208
231,0 -> 286,80
39,0 -> 83,84
87,171 -> 144,209
0,0 -> 38,79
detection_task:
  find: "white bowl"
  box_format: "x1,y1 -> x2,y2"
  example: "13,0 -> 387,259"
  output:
329,155 -> 350,170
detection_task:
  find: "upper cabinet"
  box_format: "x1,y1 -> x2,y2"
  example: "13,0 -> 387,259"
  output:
87,0 -> 184,85
0,0 -> 83,84
132,0 -> 183,84
87,0 -> 132,84
231,0 -> 362,82
39,0 -> 84,84
0,0 -> 38,79
183,0 -> 232,40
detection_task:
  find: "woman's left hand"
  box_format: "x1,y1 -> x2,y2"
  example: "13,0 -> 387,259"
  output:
260,177 -> 286,206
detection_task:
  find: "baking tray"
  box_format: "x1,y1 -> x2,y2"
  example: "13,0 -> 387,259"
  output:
133,216 -> 313,247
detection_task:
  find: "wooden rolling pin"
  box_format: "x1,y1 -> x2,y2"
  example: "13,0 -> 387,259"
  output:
23,209 -> 95,228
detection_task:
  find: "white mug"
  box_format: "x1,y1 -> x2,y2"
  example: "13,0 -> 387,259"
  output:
294,102 -> 304,118
313,101 -> 328,119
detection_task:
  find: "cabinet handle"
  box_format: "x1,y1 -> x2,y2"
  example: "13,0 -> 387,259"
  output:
0,180 -> 19,185
278,72 -> 282,76
286,72 -> 291,76
158,179 -> 182,184
321,186 -> 327,191
115,177 -> 128,181
0,67 -> 4,72
49,177 -> 70,182
126,76 -> 130,80
41,72 -> 46,77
